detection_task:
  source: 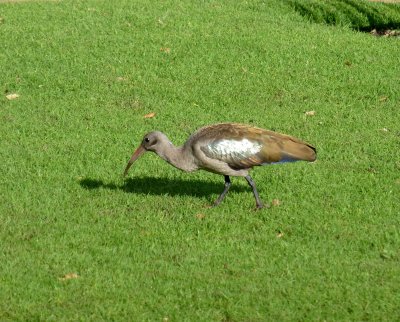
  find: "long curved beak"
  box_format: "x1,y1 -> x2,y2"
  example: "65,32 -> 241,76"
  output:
123,145 -> 146,177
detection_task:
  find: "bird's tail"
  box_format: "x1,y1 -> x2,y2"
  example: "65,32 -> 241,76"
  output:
280,139 -> 317,163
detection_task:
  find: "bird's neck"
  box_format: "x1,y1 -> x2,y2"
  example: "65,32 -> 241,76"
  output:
157,141 -> 197,172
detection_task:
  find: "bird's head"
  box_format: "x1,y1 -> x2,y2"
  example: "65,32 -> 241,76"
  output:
123,131 -> 168,177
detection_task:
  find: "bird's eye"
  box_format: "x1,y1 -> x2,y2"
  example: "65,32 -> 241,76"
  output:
144,138 -> 150,143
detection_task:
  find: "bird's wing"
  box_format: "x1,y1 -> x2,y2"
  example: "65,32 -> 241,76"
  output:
194,123 -> 316,170
200,137 -> 265,169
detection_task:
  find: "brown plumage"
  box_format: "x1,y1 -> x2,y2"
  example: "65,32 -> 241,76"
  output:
124,123 -> 316,208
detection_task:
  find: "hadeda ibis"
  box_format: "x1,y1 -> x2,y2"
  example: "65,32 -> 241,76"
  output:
123,123 -> 316,209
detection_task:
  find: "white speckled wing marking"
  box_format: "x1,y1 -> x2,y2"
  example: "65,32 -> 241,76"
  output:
203,139 -> 262,168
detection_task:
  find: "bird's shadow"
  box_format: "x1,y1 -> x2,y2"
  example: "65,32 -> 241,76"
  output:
79,176 -> 247,198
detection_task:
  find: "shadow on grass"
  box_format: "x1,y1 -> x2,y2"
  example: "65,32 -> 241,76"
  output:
287,0 -> 400,32
79,176 -> 247,198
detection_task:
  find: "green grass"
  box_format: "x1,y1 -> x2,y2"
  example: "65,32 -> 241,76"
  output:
1,0 -> 400,320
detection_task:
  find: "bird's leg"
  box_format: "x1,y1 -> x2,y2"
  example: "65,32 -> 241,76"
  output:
213,175 -> 231,207
245,175 -> 264,209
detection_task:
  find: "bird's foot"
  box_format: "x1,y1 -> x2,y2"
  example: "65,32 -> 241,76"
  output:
254,202 -> 270,210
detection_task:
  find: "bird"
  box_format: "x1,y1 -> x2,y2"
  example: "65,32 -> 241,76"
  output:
123,123 -> 316,209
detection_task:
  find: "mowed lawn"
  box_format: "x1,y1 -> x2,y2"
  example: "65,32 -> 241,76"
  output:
1,0 -> 399,320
